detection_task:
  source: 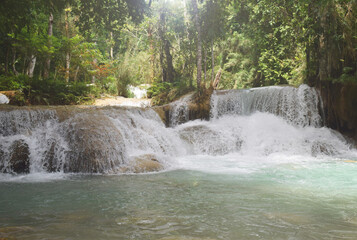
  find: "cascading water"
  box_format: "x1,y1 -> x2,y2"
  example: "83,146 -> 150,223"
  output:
210,84 -> 323,126
0,84 -> 356,175
174,85 -> 354,158
168,93 -> 193,127
0,107 -> 185,175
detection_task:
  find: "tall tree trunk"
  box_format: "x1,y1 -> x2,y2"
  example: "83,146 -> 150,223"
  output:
191,0 -> 202,89
204,47 -> 207,82
158,9 -> 167,82
110,31 -> 114,59
65,10 -> 70,82
74,66 -> 80,82
158,8 -> 175,83
164,39 -> 175,82
92,58 -> 97,84
12,48 -> 19,76
27,55 -> 36,78
5,46 -> 9,75
184,0 -> 193,87
211,40 -> 214,81
44,12 -> 53,79
148,24 -> 155,82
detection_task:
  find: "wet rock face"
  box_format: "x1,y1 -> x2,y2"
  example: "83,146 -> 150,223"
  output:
154,89 -> 212,127
9,140 -> 30,174
63,112 -> 127,173
43,141 -> 59,172
311,141 -> 338,157
319,82 -> 357,142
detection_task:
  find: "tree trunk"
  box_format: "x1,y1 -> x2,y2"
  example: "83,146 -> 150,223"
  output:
27,55 -> 36,78
191,0 -> 202,89
5,46 -> 9,75
44,12 -> 53,79
204,47 -> 207,82
12,48 -> 19,76
91,58 -> 97,84
148,24 -> 155,82
184,0 -> 193,87
212,68 -> 222,89
65,10 -> 70,82
164,39 -> 175,82
158,8 -> 175,83
211,40 -> 214,81
110,31 -> 114,59
74,66 -> 80,82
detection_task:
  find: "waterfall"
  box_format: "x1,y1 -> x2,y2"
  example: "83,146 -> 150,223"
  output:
0,85 -> 356,176
175,84 -> 355,159
0,107 -> 185,174
169,93 -> 193,127
210,84 -> 323,127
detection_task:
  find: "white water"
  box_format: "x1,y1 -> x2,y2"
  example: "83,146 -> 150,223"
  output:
211,84 -> 323,127
128,85 -> 148,99
169,93 -> 193,127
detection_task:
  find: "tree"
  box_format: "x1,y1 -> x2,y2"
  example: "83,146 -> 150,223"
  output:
191,0 -> 202,90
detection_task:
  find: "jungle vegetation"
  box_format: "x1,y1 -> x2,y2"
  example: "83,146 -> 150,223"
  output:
0,0 -> 356,105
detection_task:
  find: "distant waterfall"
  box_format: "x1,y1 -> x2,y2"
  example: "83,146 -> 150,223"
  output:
210,84 -> 323,127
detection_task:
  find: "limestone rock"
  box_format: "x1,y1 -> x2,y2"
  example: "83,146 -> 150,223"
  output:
63,112 -> 127,173
179,125 -> 242,155
122,154 -> 163,173
0,93 -> 9,104
9,139 -> 30,174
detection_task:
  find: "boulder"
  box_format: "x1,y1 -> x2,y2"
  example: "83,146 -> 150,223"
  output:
63,112 -> 127,173
43,141 -> 60,172
122,154 -> 163,173
311,141 -> 337,157
0,93 -> 9,104
9,139 -> 30,174
179,125 -> 242,155
154,89 -> 212,127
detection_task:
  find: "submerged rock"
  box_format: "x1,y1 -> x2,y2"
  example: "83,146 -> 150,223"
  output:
9,139 -> 30,174
43,141 -> 60,172
179,125 -> 242,155
122,154 -> 163,173
160,237 -> 216,240
311,141 -> 337,157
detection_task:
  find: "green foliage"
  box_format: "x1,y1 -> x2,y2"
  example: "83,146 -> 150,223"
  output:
0,0 -> 356,106
23,77 -> 92,105
147,82 -> 173,98
0,74 -> 29,91
116,68 -> 132,98
148,80 -> 193,106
